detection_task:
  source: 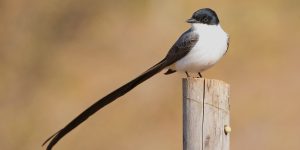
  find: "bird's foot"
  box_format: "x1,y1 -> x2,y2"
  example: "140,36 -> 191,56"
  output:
185,72 -> 190,78
198,72 -> 202,78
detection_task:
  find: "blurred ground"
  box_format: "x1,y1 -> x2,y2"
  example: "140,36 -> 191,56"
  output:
1,0 -> 300,150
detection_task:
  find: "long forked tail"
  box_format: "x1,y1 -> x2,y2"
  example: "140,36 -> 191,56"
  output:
43,58 -> 168,150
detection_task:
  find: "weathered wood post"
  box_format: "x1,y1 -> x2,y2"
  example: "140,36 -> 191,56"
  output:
183,78 -> 230,150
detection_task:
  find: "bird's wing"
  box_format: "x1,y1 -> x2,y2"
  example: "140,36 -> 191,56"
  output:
164,29 -> 199,65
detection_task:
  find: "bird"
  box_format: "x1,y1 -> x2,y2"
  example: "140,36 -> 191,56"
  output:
43,8 -> 229,150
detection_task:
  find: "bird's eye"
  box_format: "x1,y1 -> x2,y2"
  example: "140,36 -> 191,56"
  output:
202,17 -> 209,23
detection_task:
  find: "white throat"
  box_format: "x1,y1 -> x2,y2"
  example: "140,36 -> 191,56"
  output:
191,23 -> 222,33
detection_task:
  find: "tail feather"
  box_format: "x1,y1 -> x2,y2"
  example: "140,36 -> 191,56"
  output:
43,58 -> 168,150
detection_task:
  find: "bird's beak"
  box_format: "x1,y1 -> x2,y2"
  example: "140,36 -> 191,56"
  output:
186,18 -> 197,23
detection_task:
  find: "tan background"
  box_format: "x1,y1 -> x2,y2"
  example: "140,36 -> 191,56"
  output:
1,0 -> 300,150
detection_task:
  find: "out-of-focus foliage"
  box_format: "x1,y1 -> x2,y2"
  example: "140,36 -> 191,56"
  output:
1,0 -> 300,150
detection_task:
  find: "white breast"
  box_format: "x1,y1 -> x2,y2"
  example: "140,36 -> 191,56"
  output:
172,24 -> 228,73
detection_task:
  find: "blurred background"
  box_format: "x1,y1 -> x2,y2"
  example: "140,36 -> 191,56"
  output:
1,0 -> 300,149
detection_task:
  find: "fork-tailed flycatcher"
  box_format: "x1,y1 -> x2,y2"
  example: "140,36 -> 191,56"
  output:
43,8 -> 229,150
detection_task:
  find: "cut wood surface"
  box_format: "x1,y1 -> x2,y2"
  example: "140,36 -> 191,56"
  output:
183,78 -> 230,150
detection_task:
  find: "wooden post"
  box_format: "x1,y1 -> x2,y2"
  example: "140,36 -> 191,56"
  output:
183,78 -> 230,150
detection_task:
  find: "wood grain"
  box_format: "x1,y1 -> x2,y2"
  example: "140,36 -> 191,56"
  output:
183,78 -> 230,150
